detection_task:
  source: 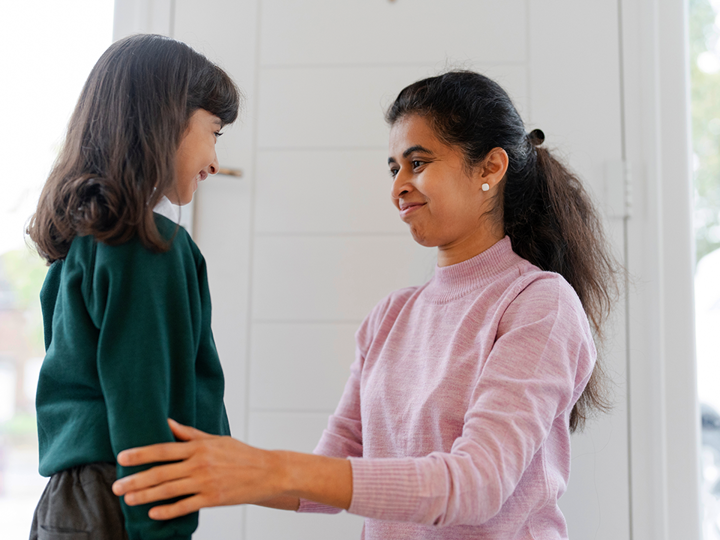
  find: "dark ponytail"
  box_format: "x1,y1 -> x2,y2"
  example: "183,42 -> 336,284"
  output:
386,70 -> 620,432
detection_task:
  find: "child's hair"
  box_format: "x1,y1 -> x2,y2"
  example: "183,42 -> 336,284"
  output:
386,70 -> 621,432
28,34 -> 241,263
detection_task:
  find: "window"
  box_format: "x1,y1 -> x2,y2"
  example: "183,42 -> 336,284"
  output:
0,2 -> 114,535
690,0 -> 720,538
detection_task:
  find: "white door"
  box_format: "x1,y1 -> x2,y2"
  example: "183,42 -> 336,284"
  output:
122,1 -> 635,538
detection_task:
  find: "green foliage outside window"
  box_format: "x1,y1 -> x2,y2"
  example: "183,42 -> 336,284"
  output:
691,0 -> 720,262
0,249 -> 48,357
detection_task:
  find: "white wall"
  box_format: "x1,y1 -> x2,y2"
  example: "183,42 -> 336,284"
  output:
113,1 -> 699,539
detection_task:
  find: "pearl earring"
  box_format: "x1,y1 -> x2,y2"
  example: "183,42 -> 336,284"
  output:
482,183 -> 490,192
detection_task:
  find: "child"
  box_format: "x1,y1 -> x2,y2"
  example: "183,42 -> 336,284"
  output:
26,34 -> 240,540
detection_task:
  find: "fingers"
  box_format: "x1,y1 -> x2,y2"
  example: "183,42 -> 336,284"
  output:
123,477 -> 197,507
168,418 -> 213,441
117,441 -> 193,468
113,461 -> 188,496
116,420 -> 214,468
147,495 -> 209,520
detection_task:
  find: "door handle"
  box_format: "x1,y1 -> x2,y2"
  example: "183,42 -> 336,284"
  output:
217,167 -> 243,178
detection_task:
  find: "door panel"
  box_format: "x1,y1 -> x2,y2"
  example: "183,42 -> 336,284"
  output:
257,65 -> 527,149
254,149 -> 405,235
249,323 -> 358,411
252,236 -> 434,321
259,0 -> 527,66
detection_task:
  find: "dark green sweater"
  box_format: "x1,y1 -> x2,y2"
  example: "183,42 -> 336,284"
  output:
36,214 -> 230,540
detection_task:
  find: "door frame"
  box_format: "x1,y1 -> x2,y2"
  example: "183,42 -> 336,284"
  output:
622,0 -> 700,538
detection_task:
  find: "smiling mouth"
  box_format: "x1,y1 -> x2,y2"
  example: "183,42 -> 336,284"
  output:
399,202 -> 425,217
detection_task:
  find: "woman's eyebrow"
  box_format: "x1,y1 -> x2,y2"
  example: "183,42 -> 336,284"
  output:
402,145 -> 433,158
388,145 -> 435,164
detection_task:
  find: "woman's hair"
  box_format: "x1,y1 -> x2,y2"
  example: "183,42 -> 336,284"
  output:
386,70 -> 620,432
28,34 -> 241,263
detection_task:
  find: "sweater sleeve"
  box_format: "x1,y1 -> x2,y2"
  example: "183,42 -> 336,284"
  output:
87,233 -> 202,540
345,277 -> 596,526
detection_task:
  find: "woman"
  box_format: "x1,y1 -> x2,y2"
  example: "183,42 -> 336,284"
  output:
112,70 -> 619,539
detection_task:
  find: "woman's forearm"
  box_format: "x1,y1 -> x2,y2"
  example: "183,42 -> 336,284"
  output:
112,420 -> 353,519
254,495 -> 300,511
275,451 -> 353,510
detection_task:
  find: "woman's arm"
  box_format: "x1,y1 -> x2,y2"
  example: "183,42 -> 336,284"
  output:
112,419 -> 352,520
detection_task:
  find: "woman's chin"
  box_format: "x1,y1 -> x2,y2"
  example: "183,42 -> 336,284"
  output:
409,228 -> 439,248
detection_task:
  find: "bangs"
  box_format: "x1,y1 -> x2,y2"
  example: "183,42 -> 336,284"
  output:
188,64 -> 241,126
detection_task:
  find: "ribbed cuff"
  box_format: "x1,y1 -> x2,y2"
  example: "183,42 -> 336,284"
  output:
297,498 -> 343,514
347,457 -> 433,522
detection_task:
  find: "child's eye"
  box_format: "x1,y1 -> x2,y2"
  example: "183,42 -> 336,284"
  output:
214,131 -> 224,138
389,168 -> 399,178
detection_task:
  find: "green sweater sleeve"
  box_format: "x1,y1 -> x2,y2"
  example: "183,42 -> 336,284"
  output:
86,228 -> 204,540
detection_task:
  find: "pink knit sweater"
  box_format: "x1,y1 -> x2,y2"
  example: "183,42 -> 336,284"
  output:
298,237 -> 596,539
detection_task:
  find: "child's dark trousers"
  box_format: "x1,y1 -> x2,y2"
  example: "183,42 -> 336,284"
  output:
30,462 -> 128,540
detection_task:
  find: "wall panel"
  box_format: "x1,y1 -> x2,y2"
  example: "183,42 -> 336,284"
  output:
254,149 -> 403,235
252,236 -> 434,321
257,65 -> 527,149
250,323 -> 358,411
259,0 -> 527,66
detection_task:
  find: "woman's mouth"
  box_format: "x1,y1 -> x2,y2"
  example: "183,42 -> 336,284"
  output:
399,202 -> 426,218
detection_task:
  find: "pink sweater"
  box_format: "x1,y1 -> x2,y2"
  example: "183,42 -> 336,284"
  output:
298,237 -> 596,539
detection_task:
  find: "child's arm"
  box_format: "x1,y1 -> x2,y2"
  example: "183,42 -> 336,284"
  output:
89,228 -> 220,539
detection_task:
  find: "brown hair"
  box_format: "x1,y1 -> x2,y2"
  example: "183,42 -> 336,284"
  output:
386,70 -> 621,432
27,34 -> 241,263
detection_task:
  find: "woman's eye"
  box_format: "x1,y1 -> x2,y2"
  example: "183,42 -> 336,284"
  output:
389,168 -> 399,178
412,160 -> 424,169
214,131 -> 224,138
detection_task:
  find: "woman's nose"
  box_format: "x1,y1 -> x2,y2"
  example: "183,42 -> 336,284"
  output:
391,171 -> 412,200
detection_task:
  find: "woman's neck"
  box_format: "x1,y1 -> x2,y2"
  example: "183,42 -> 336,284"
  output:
436,227 -> 505,267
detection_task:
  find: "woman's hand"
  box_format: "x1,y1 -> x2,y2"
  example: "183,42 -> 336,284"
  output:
112,418 -> 352,520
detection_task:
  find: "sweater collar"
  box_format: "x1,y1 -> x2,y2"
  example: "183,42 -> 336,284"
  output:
423,236 -> 519,302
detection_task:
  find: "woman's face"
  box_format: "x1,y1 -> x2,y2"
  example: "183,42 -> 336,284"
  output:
169,108 -> 222,206
388,114 -> 505,264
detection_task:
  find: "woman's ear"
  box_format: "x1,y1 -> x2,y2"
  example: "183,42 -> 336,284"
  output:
478,147 -> 509,191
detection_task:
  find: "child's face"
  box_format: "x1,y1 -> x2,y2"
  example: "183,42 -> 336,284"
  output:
170,108 -> 223,205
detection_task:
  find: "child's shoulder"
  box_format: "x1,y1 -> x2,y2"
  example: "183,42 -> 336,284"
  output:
68,213 -> 199,271
153,212 -> 189,242
152,212 -> 201,261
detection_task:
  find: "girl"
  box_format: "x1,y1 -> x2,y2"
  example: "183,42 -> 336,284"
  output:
112,70 -> 619,539
27,34 -> 240,540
